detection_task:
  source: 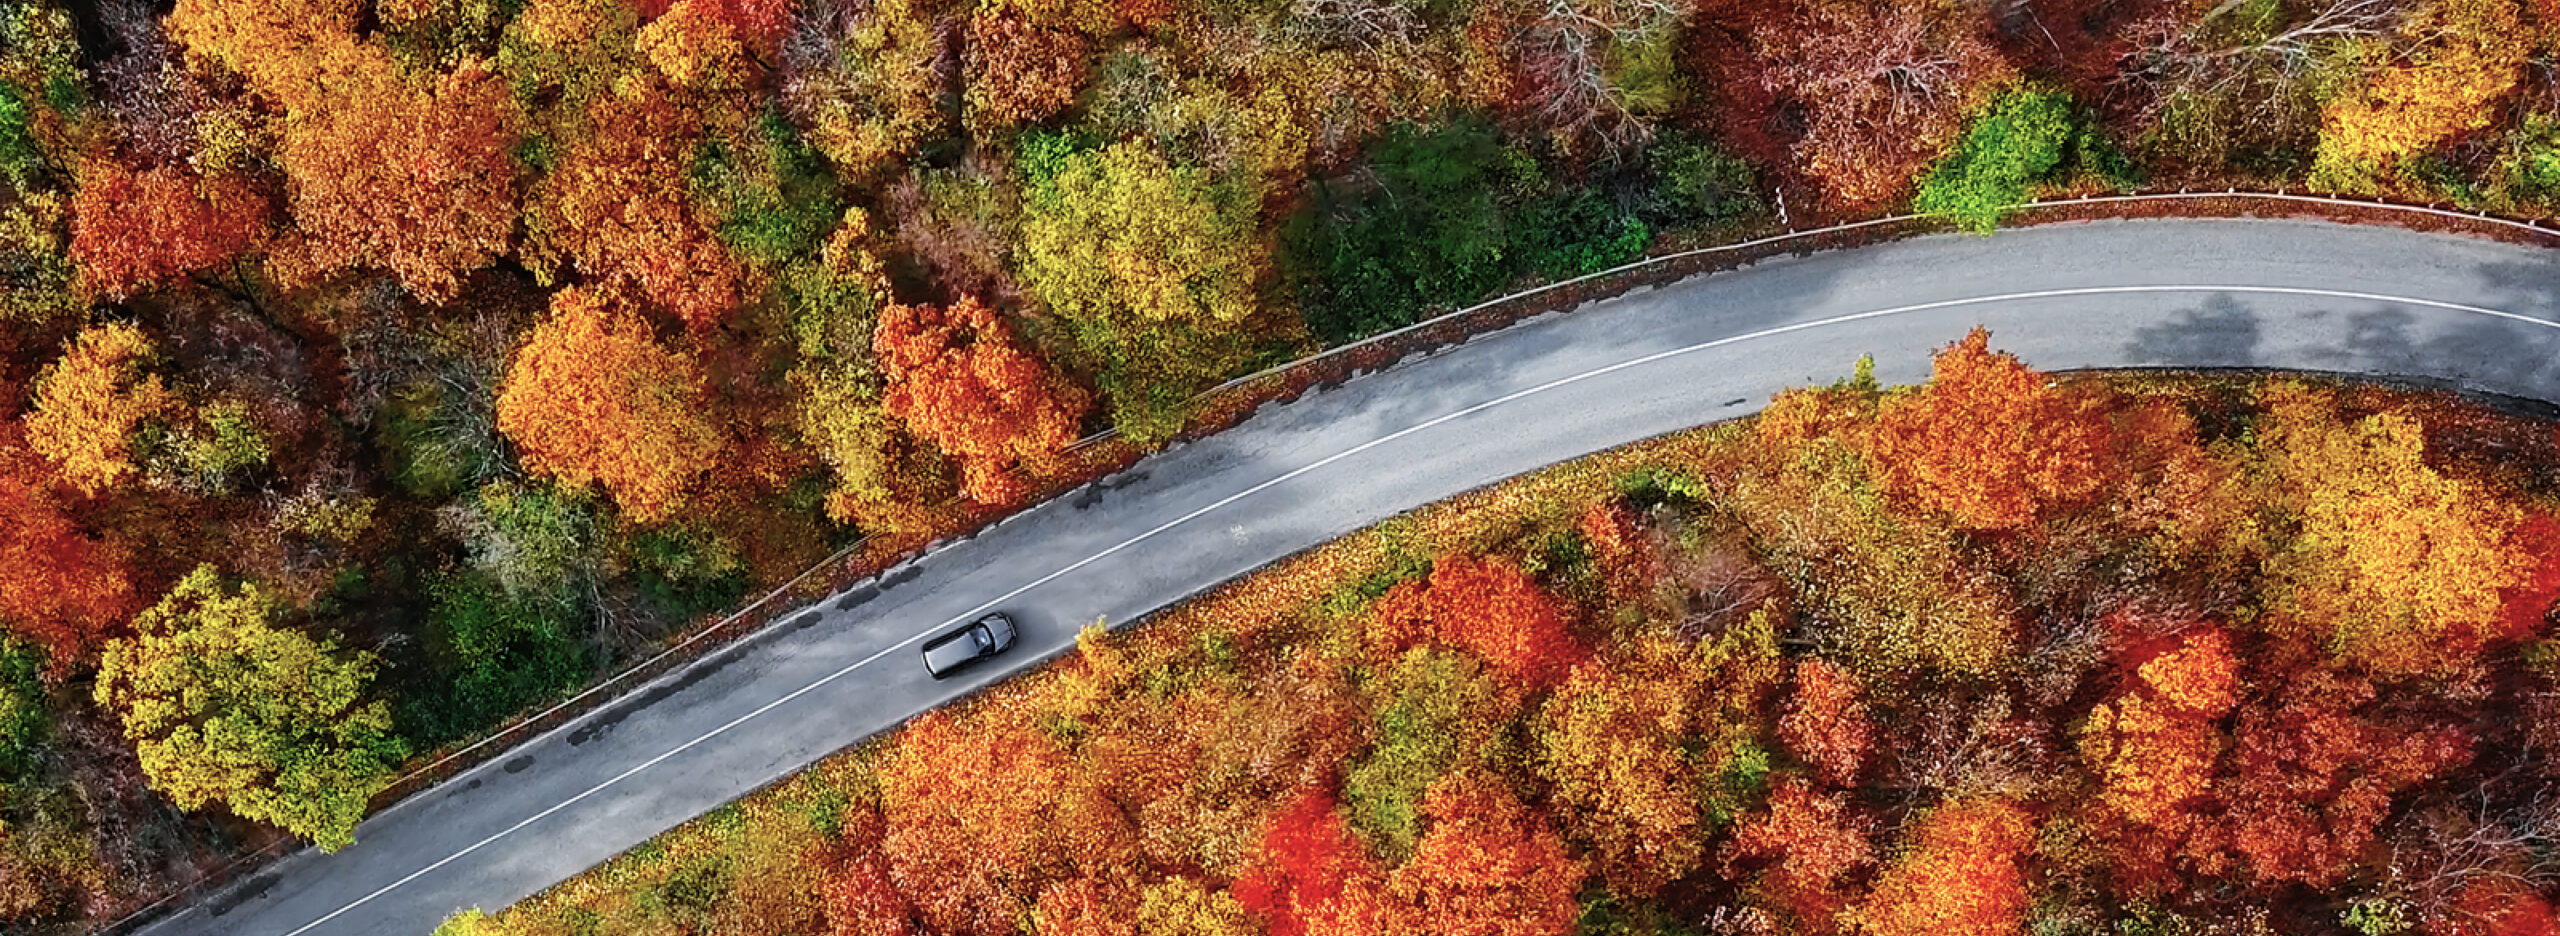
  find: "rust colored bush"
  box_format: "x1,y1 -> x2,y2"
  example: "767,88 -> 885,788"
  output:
1370,554 -> 1585,692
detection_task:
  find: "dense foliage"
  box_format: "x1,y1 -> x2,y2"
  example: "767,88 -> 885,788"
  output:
4,0 -> 2560,924
458,339 -> 2560,936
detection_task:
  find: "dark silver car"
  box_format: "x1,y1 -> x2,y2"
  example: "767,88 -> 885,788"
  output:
921,612 -> 1018,679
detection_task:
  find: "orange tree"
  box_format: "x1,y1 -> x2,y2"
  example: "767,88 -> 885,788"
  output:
1862,327 -> 2111,532
523,79 -> 745,332
874,295 -> 1091,505
494,288 -> 723,524
1384,773 -> 1582,936
67,160 -> 266,301
2077,625 -> 2240,861
166,0 -> 518,300
962,12 -> 1090,134
1535,628 -> 1782,896
1844,797 -> 2036,936
1724,384 -> 2023,678
267,52 -> 520,303
1370,553 -> 1585,691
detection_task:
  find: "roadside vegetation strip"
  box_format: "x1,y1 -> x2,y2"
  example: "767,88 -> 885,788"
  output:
100,196 -> 2560,936
214,279 -> 2560,936
456,347 -> 2560,936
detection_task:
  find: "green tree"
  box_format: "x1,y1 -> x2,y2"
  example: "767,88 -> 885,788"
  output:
404,571 -> 593,745
1283,120 -> 1516,343
1344,649 -> 1513,861
0,638 -> 44,785
689,110 -> 845,275
1509,186 -> 1648,281
1643,132 -> 1765,229
93,566 -> 405,851
0,88 -> 38,193
1017,136 -> 1268,444
1914,88 -> 2080,233
437,481 -> 601,604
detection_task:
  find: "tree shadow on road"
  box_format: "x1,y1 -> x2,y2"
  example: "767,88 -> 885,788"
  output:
2125,294 -> 2265,368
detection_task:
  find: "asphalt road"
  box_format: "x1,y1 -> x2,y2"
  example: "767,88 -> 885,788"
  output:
138,218 -> 2560,936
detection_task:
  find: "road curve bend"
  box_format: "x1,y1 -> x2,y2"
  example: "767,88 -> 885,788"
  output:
137,218 -> 2560,936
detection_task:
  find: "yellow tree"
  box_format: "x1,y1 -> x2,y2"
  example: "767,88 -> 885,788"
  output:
1016,139 -> 1269,443
93,566 -> 404,852
1134,879 -> 1257,936
2314,0 -> 2532,188
495,289 -> 722,523
2256,386 -> 2530,677
1535,636 -> 1734,895
24,324 -> 181,496
163,0 -> 362,102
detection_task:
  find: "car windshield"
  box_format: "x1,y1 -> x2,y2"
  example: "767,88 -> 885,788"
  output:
973,624 -> 993,647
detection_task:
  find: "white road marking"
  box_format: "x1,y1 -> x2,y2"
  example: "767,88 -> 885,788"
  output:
276,283 -> 2553,936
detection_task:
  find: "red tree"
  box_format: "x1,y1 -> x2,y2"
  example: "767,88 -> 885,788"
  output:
875,296 -> 1091,505
1386,774 -> 1582,936
70,160 -> 267,301
827,806 -> 925,936
1234,790 -> 1386,936
2496,514 -> 2560,641
1750,2 -> 2010,212
2188,663 -> 2471,888
0,451 -> 142,666
1724,777 -> 1874,934
1777,659 -> 1871,788
2438,880 -> 2560,936
1371,554 -> 1585,691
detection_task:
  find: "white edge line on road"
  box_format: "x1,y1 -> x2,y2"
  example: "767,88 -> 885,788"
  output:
275,283 -> 2553,936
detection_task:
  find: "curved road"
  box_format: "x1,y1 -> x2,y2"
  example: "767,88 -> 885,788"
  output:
139,218 -> 2560,936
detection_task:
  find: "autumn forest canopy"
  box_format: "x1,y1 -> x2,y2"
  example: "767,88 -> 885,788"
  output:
5,0 -> 2560,926
451,335 -> 2560,936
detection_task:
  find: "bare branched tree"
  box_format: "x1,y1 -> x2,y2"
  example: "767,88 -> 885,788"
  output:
1285,0 -> 1423,55
1511,0 -> 1694,159
1884,694 -> 2055,804
2391,785 -> 2560,926
2119,0 -> 2405,163
1752,1 -> 2006,208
